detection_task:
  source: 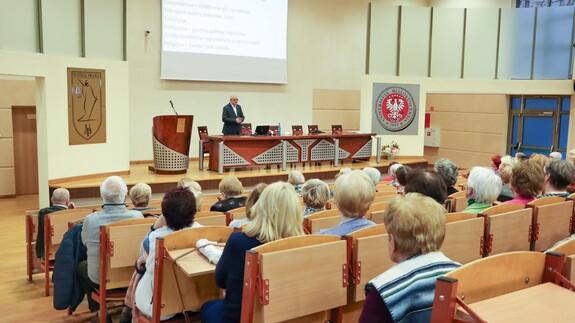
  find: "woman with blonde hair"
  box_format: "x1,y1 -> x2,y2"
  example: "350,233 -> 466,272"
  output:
228,183 -> 268,228
316,170 -> 376,235
201,182 -> 305,323
210,176 -> 246,212
129,183 -> 153,211
497,155 -> 517,202
177,177 -> 203,211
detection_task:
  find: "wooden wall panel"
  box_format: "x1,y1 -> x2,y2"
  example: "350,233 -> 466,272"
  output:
0,109 -> 13,136
427,94 -> 507,113
430,112 -> 505,134
0,80 -> 36,107
312,89 -> 360,131
312,111 -> 360,131
425,93 -> 507,169
440,131 -> 502,152
425,147 -> 494,169
0,168 -> 16,196
313,89 -> 360,110
0,139 -> 14,167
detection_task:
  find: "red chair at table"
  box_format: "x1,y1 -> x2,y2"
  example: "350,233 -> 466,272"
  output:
197,126 -> 209,157
292,125 -> 303,135
240,123 -> 252,135
331,125 -> 343,135
308,124 -> 319,135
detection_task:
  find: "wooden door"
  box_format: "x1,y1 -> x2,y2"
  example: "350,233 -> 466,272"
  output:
12,106 -> 38,195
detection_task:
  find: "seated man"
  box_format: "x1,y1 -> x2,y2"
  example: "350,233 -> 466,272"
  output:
359,193 -> 460,323
36,188 -> 75,259
210,176 -> 246,213
77,176 -> 143,320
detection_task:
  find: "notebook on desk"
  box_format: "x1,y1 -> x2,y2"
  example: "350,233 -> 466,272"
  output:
253,125 -> 269,136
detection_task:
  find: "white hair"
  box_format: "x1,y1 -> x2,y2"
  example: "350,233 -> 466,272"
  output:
549,152 -> 562,159
362,167 -> 381,186
288,170 -> 305,185
51,188 -> 70,205
467,167 -> 502,204
100,176 -> 128,204
389,163 -> 404,175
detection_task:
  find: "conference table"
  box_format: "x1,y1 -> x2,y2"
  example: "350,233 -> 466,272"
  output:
206,132 -> 376,174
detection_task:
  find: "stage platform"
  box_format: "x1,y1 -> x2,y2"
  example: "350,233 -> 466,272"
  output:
49,156 -> 428,200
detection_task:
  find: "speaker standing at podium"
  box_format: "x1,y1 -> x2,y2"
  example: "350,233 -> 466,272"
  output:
222,95 -> 245,135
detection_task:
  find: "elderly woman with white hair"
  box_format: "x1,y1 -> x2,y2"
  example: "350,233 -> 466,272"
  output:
434,158 -> 459,196
363,167 -> 381,188
463,167 -> 502,214
288,170 -> 305,194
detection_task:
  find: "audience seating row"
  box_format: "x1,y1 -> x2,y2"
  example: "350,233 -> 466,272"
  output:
38,195 -> 575,322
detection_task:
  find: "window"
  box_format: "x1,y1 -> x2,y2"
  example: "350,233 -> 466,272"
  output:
508,96 -> 570,158
517,0 -> 575,7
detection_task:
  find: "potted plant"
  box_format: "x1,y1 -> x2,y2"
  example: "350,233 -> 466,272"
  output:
382,141 -> 400,160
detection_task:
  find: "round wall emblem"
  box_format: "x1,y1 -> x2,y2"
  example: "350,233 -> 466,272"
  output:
374,86 -> 416,132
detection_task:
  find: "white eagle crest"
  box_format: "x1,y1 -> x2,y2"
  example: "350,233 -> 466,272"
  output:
386,97 -> 405,122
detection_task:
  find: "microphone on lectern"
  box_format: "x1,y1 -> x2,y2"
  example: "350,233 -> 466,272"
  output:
169,100 -> 179,115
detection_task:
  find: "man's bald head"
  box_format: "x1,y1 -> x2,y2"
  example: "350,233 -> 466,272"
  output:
51,188 -> 70,205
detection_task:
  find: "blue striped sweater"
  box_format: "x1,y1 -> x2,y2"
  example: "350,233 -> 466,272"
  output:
366,251 -> 460,323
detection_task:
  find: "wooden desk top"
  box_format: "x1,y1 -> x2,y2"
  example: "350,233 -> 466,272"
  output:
207,132 -> 375,141
167,246 -> 223,277
467,283 -> 575,322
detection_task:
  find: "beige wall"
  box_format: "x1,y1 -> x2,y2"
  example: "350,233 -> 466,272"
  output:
0,51 -> 129,205
126,0 -> 431,161
424,94 -> 508,169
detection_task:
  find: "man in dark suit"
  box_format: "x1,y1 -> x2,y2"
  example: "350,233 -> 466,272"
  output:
36,188 -> 75,259
222,95 -> 245,135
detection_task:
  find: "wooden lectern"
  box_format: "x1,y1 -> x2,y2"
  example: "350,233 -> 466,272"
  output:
149,115 -> 193,174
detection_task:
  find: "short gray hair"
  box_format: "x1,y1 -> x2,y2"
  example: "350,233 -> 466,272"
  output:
467,167 -> 502,204
545,158 -> 575,190
434,158 -> 458,187
100,176 -> 128,204
51,188 -> 70,205
288,170 -> 305,185
362,167 -> 381,186
301,179 -> 330,209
